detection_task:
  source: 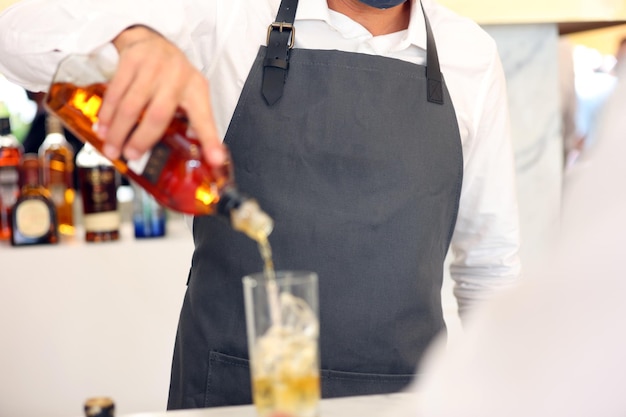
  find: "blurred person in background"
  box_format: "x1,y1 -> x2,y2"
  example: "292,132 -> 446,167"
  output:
558,38 -> 583,170
573,42 -> 621,156
611,36 -> 626,75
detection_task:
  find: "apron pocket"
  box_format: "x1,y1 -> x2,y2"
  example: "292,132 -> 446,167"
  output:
205,350 -> 252,407
321,368 -> 415,398
204,350 -> 415,406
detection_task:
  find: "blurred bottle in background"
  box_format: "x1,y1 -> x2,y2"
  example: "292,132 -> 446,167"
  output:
10,153 -> 59,246
131,180 -> 166,238
0,101 -> 23,240
39,114 -> 75,236
76,142 -> 120,242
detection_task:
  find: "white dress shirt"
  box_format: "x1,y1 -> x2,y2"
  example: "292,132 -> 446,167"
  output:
0,0 -> 521,313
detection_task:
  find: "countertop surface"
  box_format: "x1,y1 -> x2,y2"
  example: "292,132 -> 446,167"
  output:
116,393 -> 418,417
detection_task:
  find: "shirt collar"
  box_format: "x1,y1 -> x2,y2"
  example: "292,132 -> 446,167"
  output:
405,0 -> 427,50
295,0 -> 427,51
296,0 -> 333,23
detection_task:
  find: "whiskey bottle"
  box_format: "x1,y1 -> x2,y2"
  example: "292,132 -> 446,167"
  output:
44,52 -> 273,244
84,397 -> 115,417
76,143 -> 120,242
39,114 -> 76,236
10,154 -> 59,246
0,103 -> 23,241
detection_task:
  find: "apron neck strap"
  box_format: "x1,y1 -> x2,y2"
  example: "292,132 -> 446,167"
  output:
262,0 -> 444,105
421,1 -> 443,104
262,0 -> 299,105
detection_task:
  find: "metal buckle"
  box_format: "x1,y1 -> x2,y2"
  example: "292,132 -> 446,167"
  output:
266,22 -> 295,49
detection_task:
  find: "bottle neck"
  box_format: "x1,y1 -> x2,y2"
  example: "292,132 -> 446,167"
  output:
19,155 -> 41,188
216,185 -> 245,219
46,115 -> 64,135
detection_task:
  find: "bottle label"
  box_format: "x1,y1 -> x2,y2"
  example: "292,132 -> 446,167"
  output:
15,199 -> 51,238
0,184 -> 18,207
126,142 -> 170,185
45,153 -> 69,185
0,167 -> 19,207
83,211 -> 120,232
78,166 -> 118,215
0,166 -> 18,184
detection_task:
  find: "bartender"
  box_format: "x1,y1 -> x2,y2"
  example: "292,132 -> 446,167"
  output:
0,0 -> 521,410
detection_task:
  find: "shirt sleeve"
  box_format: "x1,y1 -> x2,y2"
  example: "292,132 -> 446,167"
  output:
449,50 -> 522,317
0,0 -> 214,91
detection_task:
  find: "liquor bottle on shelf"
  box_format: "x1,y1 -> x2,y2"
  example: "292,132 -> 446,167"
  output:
131,180 -> 166,238
84,397 -> 115,417
39,114 -> 76,236
10,154 -> 59,246
44,51 -> 273,245
0,102 -> 23,241
76,142 -> 120,242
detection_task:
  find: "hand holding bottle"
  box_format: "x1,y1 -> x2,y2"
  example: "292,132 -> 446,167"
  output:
97,25 -> 226,168
44,46 -> 273,242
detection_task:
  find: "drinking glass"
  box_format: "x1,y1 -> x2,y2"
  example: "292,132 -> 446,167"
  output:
243,271 -> 320,417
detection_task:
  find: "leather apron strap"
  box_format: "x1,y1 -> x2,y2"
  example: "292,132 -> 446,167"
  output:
262,0 -> 298,105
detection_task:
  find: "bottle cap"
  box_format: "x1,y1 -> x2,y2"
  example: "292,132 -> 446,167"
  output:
84,397 -> 115,417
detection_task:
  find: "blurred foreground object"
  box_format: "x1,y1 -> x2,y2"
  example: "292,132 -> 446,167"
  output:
405,60 -> 626,417
84,397 -> 115,417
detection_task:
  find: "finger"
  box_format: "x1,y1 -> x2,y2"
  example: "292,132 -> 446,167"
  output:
122,49 -> 187,159
124,89 -> 178,160
98,55 -> 140,158
104,60 -> 158,160
181,73 -> 226,166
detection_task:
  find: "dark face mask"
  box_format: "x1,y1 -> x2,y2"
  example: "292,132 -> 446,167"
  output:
358,0 -> 407,9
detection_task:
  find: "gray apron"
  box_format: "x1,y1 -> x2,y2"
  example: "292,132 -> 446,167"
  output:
167,0 -> 463,409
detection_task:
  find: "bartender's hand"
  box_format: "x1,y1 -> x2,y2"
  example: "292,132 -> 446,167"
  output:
97,25 -> 226,166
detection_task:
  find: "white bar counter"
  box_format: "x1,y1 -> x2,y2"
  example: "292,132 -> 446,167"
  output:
0,218 -> 193,417
118,393 -> 418,417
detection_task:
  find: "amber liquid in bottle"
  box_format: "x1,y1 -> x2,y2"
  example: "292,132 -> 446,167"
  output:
45,81 -> 273,243
45,82 -> 231,215
39,115 -> 76,236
